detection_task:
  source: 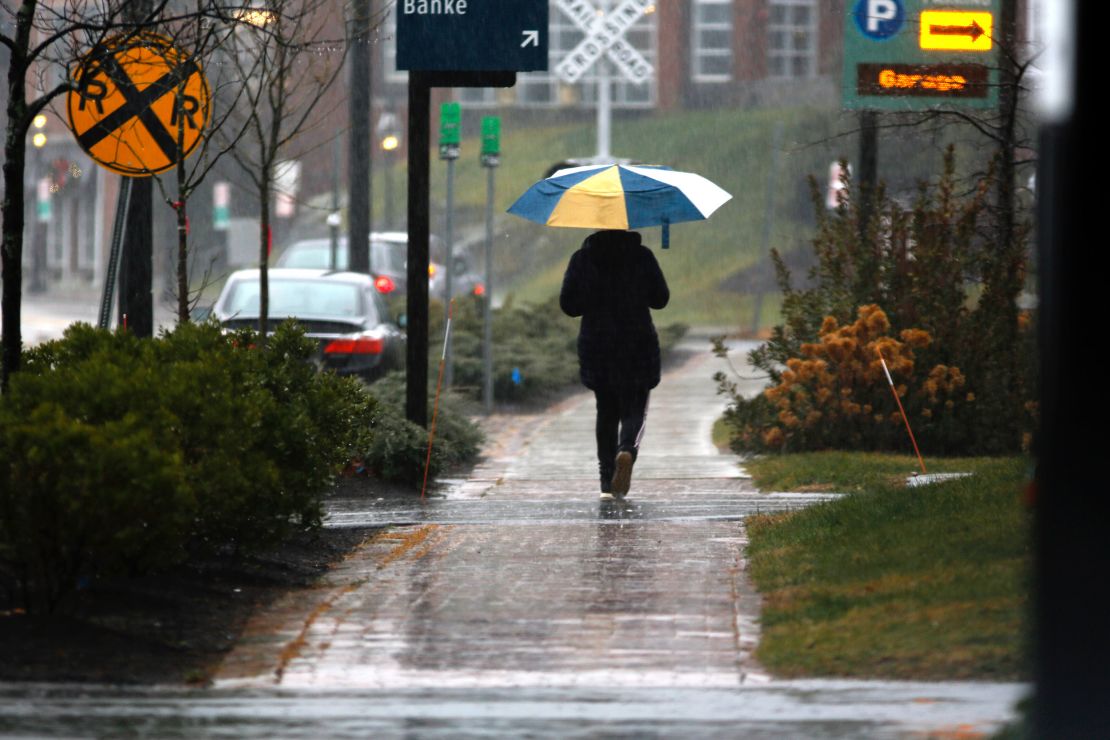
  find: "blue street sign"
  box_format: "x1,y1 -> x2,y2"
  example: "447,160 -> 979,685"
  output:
397,0 -> 548,72
853,0 -> 904,41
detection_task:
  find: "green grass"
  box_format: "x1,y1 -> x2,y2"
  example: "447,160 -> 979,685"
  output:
359,103 -> 990,328
487,106 -> 834,327
744,452 -> 1033,680
303,99 -> 999,329
745,451 -> 1022,493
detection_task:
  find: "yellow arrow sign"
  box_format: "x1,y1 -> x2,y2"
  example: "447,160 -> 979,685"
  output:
919,11 -> 993,52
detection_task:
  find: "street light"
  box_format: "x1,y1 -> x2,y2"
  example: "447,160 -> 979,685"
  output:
377,111 -> 400,230
29,114 -> 48,292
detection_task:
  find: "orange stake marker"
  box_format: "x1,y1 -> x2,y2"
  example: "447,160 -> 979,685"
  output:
421,299 -> 455,501
877,348 -> 927,475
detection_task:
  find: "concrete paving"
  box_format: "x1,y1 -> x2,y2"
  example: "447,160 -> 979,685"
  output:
207,337 -> 1027,736
217,339 -> 827,691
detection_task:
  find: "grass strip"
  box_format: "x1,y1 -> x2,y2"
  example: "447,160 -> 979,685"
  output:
744,452 -> 1032,680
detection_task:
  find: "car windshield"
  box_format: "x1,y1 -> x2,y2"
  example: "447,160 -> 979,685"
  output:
223,278 -> 365,318
278,239 -> 405,273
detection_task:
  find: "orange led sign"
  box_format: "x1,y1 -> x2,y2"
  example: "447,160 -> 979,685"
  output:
919,11 -> 993,52
857,63 -> 989,98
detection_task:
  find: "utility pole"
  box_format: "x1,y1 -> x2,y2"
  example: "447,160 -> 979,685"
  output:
347,0 -> 372,273
857,110 -> 878,241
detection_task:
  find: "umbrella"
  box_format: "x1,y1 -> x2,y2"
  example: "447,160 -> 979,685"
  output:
507,164 -> 732,248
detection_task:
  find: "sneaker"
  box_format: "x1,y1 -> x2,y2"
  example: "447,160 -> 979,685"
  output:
611,450 -> 633,498
599,491 -> 615,500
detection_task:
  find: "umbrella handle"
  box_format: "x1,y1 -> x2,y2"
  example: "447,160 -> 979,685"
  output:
662,219 -> 670,249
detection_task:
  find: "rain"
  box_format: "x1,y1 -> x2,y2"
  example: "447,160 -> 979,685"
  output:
1,0 -> 1096,736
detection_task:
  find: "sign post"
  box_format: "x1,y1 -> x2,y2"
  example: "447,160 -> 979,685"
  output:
440,101 -> 461,387
397,0 -> 546,426
480,116 -> 500,414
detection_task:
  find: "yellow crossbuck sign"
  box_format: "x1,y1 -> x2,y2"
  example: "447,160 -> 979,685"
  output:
67,34 -> 211,176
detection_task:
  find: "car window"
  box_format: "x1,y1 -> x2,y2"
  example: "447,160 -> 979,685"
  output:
280,241 -> 349,270
223,279 -> 364,317
371,240 -> 406,273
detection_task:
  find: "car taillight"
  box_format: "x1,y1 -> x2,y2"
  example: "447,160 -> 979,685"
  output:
473,283 -> 486,297
324,336 -> 384,355
374,275 -> 395,293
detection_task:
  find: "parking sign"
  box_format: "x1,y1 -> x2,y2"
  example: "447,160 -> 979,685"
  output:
842,0 -> 1001,110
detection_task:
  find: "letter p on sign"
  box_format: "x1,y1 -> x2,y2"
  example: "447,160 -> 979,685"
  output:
854,0 -> 904,40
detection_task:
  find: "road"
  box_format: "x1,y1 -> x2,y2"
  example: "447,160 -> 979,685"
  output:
0,336 -> 1028,738
5,290 -> 176,347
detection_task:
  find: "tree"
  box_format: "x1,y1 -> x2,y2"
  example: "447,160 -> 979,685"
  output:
1,0 -> 246,387
146,4 -> 254,324
2,1 -> 159,389
220,0 -> 345,341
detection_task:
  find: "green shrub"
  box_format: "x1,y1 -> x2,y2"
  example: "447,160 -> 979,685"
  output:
0,321 -> 376,612
362,371 -> 483,486
432,294 -> 688,405
716,148 -> 1034,455
0,405 -> 191,614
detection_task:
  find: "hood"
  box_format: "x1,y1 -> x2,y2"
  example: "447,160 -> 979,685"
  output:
584,229 -> 642,251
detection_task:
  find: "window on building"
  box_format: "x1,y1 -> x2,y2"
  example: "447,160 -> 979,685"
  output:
692,0 -> 733,82
767,0 -> 817,79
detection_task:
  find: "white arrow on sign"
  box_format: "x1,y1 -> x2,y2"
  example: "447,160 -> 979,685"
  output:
554,0 -> 654,85
521,30 -> 539,48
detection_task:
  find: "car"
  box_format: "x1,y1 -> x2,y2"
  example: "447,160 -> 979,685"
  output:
212,268 -> 405,382
276,232 -> 484,300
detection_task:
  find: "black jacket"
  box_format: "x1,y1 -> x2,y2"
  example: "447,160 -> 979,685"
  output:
559,230 -> 670,390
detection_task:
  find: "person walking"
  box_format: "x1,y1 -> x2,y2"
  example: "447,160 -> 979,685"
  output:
559,229 -> 670,499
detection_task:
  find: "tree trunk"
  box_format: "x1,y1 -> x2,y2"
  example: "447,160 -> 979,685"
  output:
176,199 -> 189,324
1,3 -> 33,391
259,180 -> 270,342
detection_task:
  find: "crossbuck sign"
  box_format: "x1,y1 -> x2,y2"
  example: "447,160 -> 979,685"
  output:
554,0 -> 653,84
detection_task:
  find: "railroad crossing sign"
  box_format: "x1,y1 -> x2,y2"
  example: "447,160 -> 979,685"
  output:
554,0 -> 654,84
67,34 -> 211,176
842,0 -> 1000,110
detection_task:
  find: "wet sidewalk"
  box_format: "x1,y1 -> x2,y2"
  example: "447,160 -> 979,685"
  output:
198,338 -> 1027,737
217,339 -> 834,690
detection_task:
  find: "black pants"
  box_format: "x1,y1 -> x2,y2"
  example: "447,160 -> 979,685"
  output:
594,384 -> 650,482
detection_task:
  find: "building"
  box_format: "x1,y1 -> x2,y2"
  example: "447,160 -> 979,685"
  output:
375,0 -> 845,114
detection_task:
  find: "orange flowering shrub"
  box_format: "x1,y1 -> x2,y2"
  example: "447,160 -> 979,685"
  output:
715,148 -> 1034,455
739,305 -> 971,452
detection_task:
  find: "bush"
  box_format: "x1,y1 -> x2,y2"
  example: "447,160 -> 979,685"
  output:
716,148 -> 1034,455
728,305 -> 972,453
361,371 -> 483,486
432,294 -> 688,405
0,321 -> 375,612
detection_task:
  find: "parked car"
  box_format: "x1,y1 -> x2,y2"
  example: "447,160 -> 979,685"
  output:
212,268 -> 405,381
276,232 -> 484,300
